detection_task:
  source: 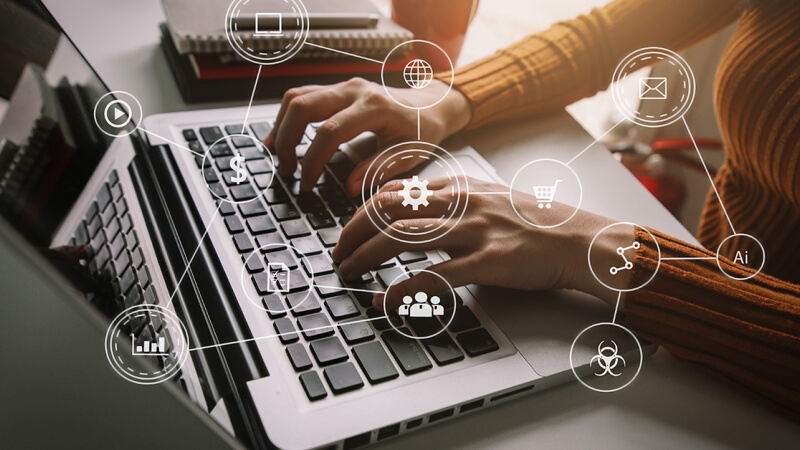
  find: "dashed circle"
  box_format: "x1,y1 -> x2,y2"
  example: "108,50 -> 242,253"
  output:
716,233 -> 765,280
611,47 -> 695,128
201,134 -> 274,205
588,222 -> 661,292
570,322 -> 643,393
225,0 -> 309,66
240,242 -> 315,314
509,158 -> 583,229
361,141 -> 468,244
104,304 -> 189,385
93,90 -> 143,138
382,268 -> 457,340
381,40 -> 454,110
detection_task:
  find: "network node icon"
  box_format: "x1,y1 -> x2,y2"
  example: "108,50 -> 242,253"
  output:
609,241 -> 640,275
403,59 -> 434,89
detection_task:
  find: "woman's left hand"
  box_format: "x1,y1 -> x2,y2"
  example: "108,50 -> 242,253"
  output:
333,177 -> 630,311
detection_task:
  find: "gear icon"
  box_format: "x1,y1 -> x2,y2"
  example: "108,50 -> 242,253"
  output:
398,176 -> 433,210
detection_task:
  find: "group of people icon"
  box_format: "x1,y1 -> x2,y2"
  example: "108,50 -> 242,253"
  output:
398,292 -> 444,318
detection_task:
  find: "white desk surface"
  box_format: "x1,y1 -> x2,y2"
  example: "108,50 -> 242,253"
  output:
45,0 -> 800,448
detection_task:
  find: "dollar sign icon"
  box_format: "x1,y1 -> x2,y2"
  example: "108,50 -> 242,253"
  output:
230,154 -> 247,184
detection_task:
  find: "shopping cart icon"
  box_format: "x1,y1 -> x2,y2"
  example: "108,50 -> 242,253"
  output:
532,180 -> 562,209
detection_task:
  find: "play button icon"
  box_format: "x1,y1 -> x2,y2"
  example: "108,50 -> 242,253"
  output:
93,90 -> 143,138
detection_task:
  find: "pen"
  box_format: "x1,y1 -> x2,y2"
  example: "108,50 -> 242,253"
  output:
235,13 -> 380,30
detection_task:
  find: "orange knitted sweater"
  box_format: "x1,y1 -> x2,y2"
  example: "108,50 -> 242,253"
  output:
449,0 -> 800,414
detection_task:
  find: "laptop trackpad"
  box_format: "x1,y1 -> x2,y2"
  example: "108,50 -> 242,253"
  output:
471,285 -> 613,377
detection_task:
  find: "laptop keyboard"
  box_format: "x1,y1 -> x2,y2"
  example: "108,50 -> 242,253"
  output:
184,121 -> 500,401
70,170 -> 181,377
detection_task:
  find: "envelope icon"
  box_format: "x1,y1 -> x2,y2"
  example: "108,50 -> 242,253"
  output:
639,77 -> 667,100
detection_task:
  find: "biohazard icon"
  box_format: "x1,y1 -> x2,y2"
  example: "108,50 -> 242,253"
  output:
590,340 -> 627,377
398,175 -> 433,210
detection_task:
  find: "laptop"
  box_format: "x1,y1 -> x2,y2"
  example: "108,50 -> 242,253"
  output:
0,2 -> 650,449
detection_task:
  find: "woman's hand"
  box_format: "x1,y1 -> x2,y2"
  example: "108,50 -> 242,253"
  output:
332,177 -> 633,311
263,78 -> 471,195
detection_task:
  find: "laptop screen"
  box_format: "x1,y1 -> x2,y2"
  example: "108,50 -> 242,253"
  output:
0,0 -> 124,247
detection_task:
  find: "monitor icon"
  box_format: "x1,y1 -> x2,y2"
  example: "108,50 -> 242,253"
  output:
255,13 -> 283,36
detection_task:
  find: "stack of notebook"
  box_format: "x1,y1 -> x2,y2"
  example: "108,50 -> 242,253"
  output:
160,0 -> 414,103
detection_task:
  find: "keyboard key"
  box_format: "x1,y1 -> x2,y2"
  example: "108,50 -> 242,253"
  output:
137,266 -> 151,289
265,187 -> 289,204
296,192 -> 325,212
149,308 -> 164,332
253,173 -> 272,189
239,146 -> 265,160
307,211 -> 336,230
397,252 -> 427,264
210,142 -> 233,157
224,216 -> 245,234
249,122 -> 273,142
273,203 -> 301,222
377,266 -> 407,288
232,234 -> 254,253
215,156 -> 234,171
131,247 -> 144,269
299,371 -> 327,401
111,183 -> 123,202
456,328 -> 499,357
252,272 -> 274,295
105,218 -> 121,242
91,247 -> 111,274
232,135 -> 255,148
247,159 -> 272,174
143,285 -> 158,305
353,282 -> 382,308
285,269 -> 308,292
224,124 -> 243,135
199,126 -> 224,145
290,236 -> 322,256
265,250 -> 297,269
366,308 -> 402,331
262,294 -> 287,318
123,286 -> 143,309
286,343 -> 313,371
310,336 -> 348,366
297,313 -> 334,340
85,201 -> 99,223
117,266 -> 137,296
203,168 -> 219,183
109,169 -> 120,185
382,328 -> 432,375
273,318 -> 299,344
339,320 -> 375,345
448,306 -> 480,333
317,228 -> 341,248
97,183 -> 112,212
323,362 -> 363,394
230,184 -> 257,201
314,274 -> 346,298
109,232 -> 126,259
90,229 -> 106,253
406,316 -> 441,337
423,333 -> 465,366
301,253 -> 334,277
328,201 -> 357,218
287,291 -> 321,316
208,182 -> 227,199
407,260 -> 433,273
87,214 -> 102,238
353,341 -> 399,384
325,295 -> 359,320
244,254 -> 263,273
100,202 -> 116,226
280,219 -> 310,238
247,216 -> 277,234
112,250 -> 131,276
120,214 -> 133,234
182,129 -> 198,141
239,200 -> 267,218
255,233 -> 284,250
218,201 -> 235,215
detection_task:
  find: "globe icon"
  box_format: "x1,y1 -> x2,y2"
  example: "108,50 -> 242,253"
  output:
403,59 -> 434,89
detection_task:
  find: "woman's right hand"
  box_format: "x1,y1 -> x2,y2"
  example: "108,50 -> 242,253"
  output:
263,77 -> 471,196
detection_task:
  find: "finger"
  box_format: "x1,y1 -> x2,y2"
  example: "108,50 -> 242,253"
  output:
338,220 -> 460,279
373,258 -> 471,311
299,107 -> 384,191
266,85 -> 324,148
345,146 -> 429,197
274,88 -> 353,176
333,179 -> 456,262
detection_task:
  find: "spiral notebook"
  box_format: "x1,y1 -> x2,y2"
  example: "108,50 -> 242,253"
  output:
162,0 -> 413,60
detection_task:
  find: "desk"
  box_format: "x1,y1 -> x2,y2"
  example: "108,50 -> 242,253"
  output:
44,0 -> 800,448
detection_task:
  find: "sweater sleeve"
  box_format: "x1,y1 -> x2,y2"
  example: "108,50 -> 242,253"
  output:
624,227 -> 800,415
442,0 -> 740,129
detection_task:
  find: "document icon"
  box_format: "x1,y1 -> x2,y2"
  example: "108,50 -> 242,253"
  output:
267,262 -> 290,293
639,77 -> 667,100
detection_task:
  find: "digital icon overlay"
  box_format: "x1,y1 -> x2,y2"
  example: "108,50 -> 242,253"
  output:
590,340 -> 626,377
398,175 -> 433,210
403,59 -> 435,89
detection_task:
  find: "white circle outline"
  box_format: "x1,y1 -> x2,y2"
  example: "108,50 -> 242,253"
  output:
104,304 -> 190,385
569,322 -> 643,393
587,222 -> 661,293
201,134 -> 275,205
93,91 -> 143,138
508,158 -> 583,229
382,268 -> 457,340
239,242 -> 315,314
224,0 -> 310,66
716,233 -> 765,281
381,40 -> 455,110
360,141 -> 469,245
103,100 -> 132,129
611,47 -> 695,128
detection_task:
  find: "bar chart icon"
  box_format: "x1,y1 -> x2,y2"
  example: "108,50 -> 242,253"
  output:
131,333 -> 168,356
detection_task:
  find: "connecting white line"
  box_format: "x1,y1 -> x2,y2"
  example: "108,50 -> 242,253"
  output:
565,118 -> 626,166
305,42 -> 384,64
661,256 -> 716,261
417,109 -> 421,140
164,204 -> 222,308
188,315 -> 387,352
241,65 -> 263,134
682,117 -> 736,235
612,291 -> 623,324
468,191 -> 510,195
315,285 -> 384,295
139,127 -> 204,158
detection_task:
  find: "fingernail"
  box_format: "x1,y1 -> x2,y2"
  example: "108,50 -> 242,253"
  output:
331,245 -> 342,262
338,259 -> 351,278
